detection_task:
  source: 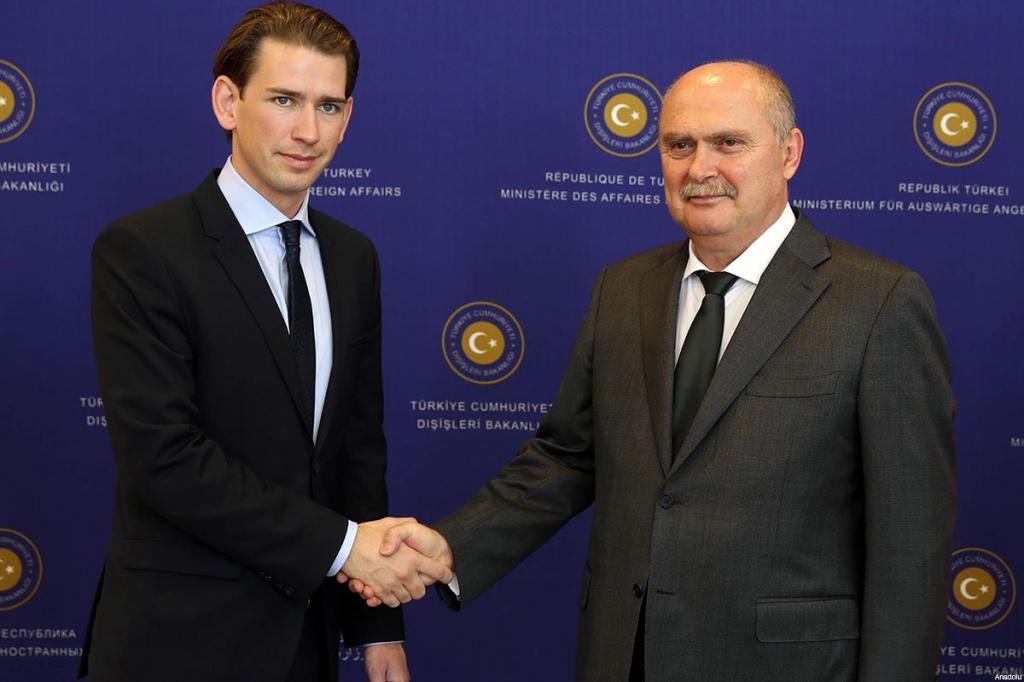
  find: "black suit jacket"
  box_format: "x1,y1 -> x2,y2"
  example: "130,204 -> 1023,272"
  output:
81,171 -> 402,682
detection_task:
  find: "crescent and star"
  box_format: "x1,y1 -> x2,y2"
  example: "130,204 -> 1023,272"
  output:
958,576 -> 990,600
940,112 -> 970,136
467,332 -> 498,355
610,103 -> 640,127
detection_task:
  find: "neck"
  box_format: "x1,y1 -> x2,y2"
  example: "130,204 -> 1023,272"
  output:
690,233 -> 759,271
688,203 -> 789,270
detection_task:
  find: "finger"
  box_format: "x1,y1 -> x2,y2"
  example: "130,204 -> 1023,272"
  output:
336,573 -> 349,584
417,570 -> 445,590
345,578 -> 368,594
389,585 -> 413,605
378,590 -> 401,608
416,557 -> 454,585
406,575 -> 427,601
349,579 -> 378,604
376,577 -> 414,606
399,582 -> 416,604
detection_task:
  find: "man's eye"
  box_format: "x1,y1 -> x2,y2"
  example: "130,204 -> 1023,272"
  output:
274,96 -> 292,106
321,103 -> 337,114
721,139 -> 740,147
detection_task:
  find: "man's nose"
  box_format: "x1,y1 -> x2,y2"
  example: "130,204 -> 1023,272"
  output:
292,106 -> 320,144
687,144 -> 717,182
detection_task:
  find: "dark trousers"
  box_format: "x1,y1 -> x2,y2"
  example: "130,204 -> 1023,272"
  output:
285,589 -> 330,682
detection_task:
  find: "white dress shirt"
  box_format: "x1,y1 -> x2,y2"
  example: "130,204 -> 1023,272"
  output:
675,204 -> 796,362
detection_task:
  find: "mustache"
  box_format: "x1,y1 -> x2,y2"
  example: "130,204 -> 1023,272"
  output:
681,181 -> 737,200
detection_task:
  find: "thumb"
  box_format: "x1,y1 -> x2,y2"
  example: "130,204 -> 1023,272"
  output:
379,523 -> 416,556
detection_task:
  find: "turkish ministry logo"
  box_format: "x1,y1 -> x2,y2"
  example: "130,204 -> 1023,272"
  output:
585,73 -> 662,157
443,302 -> 524,385
947,547 -> 1016,630
0,528 -> 43,611
914,82 -> 996,167
0,60 -> 36,144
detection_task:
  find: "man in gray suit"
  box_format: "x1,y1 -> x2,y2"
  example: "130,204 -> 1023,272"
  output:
347,60 -> 957,681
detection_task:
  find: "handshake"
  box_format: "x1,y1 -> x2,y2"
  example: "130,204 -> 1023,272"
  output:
338,518 -> 454,608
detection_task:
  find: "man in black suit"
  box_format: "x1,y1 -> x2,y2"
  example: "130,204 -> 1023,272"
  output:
80,3 -> 449,681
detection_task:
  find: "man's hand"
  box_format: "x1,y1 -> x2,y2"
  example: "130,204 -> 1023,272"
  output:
345,520 -> 454,607
364,643 -> 409,682
338,517 -> 453,607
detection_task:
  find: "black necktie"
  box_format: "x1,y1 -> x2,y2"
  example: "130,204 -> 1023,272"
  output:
280,220 -> 316,435
671,270 -> 739,456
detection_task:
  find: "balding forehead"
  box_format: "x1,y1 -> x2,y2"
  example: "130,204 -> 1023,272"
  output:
668,64 -> 760,100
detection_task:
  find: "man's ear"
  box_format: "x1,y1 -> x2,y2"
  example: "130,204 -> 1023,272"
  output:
212,75 -> 240,134
782,127 -> 804,181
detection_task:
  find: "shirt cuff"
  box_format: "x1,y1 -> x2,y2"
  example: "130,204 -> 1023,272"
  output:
327,520 -> 359,576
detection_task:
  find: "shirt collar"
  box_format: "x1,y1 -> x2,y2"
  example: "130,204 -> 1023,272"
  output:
216,156 -> 315,237
683,204 -> 796,284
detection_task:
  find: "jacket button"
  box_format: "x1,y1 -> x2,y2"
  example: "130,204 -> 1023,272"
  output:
313,462 -> 321,475
632,583 -> 644,598
658,494 -> 673,509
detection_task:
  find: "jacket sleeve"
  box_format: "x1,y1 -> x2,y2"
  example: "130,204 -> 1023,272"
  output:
434,268 -> 608,607
855,271 -> 957,680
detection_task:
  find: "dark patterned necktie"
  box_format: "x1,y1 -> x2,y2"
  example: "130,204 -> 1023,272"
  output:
671,270 -> 739,457
279,220 -> 316,435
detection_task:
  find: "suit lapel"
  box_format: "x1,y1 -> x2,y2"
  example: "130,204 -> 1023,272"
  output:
641,244 -> 687,476
670,213 -> 832,471
193,172 -> 312,438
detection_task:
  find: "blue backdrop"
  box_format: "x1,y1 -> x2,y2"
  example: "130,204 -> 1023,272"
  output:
2,1 -> 1021,679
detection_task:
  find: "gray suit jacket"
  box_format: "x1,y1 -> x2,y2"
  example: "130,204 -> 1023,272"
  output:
435,209 -> 956,682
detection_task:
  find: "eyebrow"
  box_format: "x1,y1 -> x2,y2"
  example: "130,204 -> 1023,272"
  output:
265,87 -> 348,105
710,129 -> 749,140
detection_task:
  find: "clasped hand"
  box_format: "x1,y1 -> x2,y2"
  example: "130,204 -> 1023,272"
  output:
338,518 -> 453,608
338,517 -> 453,608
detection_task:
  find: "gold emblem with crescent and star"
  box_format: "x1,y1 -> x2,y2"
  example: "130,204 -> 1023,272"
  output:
0,549 -> 23,592
461,321 -> 505,365
933,102 -> 977,147
603,93 -> 647,138
952,566 -> 997,610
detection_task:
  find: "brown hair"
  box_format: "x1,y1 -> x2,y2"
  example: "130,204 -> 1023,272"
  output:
213,1 -> 360,98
